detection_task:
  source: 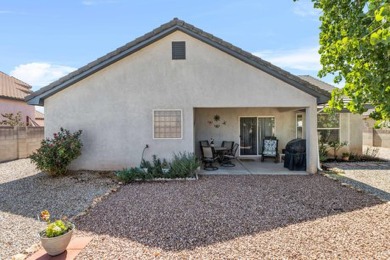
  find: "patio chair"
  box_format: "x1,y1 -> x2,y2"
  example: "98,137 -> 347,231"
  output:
221,141 -> 234,152
222,143 -> 239,167
261,136 -> 279,163
200,146 -> 219,171
199,140 -> 210,147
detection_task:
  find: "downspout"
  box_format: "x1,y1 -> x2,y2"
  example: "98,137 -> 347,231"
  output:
317,149 -> 323,172
317,105 -> 323,172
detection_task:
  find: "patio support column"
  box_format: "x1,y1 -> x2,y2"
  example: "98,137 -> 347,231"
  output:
305,105 -> 319,174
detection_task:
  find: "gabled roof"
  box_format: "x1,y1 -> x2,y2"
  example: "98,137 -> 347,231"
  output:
298,75 -> 335,93
0,71 -> 32,101
35,110 -> 44,119
26,18 -> 330,106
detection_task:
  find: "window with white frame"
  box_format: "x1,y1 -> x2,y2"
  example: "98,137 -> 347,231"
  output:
317,113 -> 340,143
153,110 -> 182,139
296,113 -> 303,138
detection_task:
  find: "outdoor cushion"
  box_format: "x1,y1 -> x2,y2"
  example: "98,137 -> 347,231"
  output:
263,140 -> 277,156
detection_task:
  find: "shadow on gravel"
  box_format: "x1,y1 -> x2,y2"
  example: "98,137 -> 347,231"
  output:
0,172 -> 115,219
322,161 -> 390,171
74,175 -> 385,251
326,173 -> 390,201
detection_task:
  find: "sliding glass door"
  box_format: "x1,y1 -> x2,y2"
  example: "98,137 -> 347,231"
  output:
257,117 -> 275,154
240,117 -> 257,155
240,117 -> 275,156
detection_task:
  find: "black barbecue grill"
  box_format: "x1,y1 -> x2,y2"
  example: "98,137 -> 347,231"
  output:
283,138 -> 306,171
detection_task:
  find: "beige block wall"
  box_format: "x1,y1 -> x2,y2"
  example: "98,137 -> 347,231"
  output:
373,129 -> 390,148
0,127 -> 18,162
0,127 -> 44,162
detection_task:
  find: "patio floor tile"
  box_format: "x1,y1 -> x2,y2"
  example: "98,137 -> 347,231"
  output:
27,237 -> 93,260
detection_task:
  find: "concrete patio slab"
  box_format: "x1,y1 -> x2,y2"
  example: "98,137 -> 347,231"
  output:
199,158 -> 307,175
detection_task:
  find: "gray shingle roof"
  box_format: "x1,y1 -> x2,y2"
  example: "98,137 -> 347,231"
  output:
298,75 -> 335,93
26,18 -> 330,105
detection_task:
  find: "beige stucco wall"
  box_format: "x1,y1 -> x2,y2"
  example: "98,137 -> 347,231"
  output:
0,98 -> 35,124
44,31 -> 319,173
346,113 -> 363,154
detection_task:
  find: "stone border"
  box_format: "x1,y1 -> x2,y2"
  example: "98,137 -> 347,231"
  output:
321,171 -> 389,203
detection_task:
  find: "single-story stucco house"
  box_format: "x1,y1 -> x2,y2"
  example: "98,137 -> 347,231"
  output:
26,18 -> 362,173
0,71 -> 37,125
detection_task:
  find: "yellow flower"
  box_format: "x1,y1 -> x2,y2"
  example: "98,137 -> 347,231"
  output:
40,210 -> 50,222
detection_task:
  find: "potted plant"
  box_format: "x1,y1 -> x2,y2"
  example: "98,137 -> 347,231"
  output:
39,210 -> 74,256
342,152 -> 350,161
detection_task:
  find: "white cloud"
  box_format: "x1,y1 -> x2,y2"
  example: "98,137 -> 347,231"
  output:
10,62 -> 76,90
292,0 -> 320,17
253,47 -> 321,71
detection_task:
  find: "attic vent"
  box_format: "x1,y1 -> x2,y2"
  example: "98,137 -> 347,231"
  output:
172,41 -> 186,60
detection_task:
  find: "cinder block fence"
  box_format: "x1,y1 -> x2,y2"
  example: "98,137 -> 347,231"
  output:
363,127 -> 390,148
0,126 -> 44,163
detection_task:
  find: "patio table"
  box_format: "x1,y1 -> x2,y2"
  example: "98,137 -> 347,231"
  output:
213,146 -> 228,163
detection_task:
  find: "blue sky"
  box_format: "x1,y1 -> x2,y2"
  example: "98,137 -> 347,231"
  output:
1,0 -> 332,91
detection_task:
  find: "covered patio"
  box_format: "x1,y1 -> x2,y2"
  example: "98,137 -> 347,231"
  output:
198,157 -> 308,175
194,107 -> 313,174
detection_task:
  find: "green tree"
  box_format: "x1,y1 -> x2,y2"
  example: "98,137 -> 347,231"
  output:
0,112 -> 25,126
299,0 -> 390,125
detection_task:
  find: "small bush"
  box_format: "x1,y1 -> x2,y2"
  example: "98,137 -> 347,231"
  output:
169,152 -> 200,178
116,152 -> 200,183
116,167 -> 147,182
30,128 -> 83,176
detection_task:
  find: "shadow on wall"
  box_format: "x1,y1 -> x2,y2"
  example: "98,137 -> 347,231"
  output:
74,175 -> 384,251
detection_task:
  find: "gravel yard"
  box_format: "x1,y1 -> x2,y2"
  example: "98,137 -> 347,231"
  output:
324,161 -> 390,201
75,175 -> 390,259
0,159 -> 117,260
2,159 -> 389,259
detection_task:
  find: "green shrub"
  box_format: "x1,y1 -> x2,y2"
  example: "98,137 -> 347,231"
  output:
318,140 -> 329,162
116,167 -> 147,182
116,152 -> 200,183
30,128 -> 83,176
169,152 -> 200,178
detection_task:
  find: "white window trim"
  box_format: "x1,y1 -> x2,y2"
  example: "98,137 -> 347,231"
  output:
152,109 -> 183,140
296,113 -> 304,139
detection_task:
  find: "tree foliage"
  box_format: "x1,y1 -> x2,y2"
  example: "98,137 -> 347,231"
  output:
0,112 -> 25,127
302,0 -> 390,124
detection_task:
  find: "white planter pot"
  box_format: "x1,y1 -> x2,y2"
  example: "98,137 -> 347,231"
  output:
40,224 -> 74,256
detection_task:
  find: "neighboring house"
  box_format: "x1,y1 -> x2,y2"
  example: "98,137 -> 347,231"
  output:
0,71 -> 36,125
27,18 -> 332,173
35,110 -> 45,126
298,75 -> 363,155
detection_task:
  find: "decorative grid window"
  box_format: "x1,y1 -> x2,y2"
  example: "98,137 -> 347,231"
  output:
317,113 -> 340,143
172,41 -> 186,60
296,113 -> 303,138
153,110 -> 182,139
